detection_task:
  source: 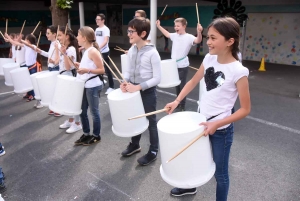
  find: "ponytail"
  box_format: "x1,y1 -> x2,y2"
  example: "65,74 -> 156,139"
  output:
92,42 -> 100,51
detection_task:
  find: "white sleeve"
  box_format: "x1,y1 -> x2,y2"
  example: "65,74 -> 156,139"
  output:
202,53 -> 211,70
189,34 -> 196,46
234,66 -> 249,83
104,27 -> 110,37
169,33 -> 176,41
40,50 -> 49,58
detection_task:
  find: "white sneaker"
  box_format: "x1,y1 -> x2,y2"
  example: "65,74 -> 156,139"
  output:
105,87 -> 114,95
35,100 -> 43,109
66,123 -> 82,134
104,79 -> 107,84
59,120 -> 72,129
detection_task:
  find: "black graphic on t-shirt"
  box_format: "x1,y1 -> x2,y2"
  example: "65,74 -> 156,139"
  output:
205,67 -> 225,91
96,31 -> 103,36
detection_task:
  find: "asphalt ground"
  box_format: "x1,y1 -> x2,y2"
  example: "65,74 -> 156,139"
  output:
0,50 -> 299,201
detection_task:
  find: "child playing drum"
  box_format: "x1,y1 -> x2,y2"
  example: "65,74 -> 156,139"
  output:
165,17 -> 251,200
120,17 -> 161,166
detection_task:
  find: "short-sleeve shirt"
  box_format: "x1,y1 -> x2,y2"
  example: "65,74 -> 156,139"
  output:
200,53 -> 249,129
95,26 -> 110,53
169,33 -> 195,68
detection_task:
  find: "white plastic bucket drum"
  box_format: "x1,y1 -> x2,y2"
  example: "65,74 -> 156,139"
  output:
107,88 -> 149,137
158,59 -> 181,88
10,68 -> 33,93
49,75 -> 85,116
3,63 -> 20,86
16,49 -> 25,65
0,58 -> 15,76
158,111 -> 216,188
30,71 -> 48,100
121,54 -> 130,74
36,71 -> 60,106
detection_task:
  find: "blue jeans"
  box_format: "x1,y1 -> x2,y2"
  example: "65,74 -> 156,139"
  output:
209,123 -> 234,201
132,87 -> 159,152
80,85 -> 102,137
27,63 -> 37,96
0,167 -> 3,184
48,66 -> 59,71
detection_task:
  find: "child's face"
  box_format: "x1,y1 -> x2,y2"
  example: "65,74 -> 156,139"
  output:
207,26 -> 230,55
57,31 -> 65,44
127,27 -> 142,44
174,22 -> 186,34
46,29 -> 56,41
77,32 -> 85,46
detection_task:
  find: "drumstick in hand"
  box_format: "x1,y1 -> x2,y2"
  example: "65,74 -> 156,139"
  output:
108,56 -> 127,84
166,130 -> 205,163
36,31 -> 42,48
128,108 -> 169,120
5,19 -> 8,34
20,20 -> 26,35
32,21 -> 41,35
196,3 -> 200,24
189,66 -> 198,71
57,48 -> 77,69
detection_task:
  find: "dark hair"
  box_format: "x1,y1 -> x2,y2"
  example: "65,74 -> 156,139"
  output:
59,26 -> 81,62
25,34 -> 36,45
128,18 -> 150,40
208,17 -> 240,60
135,10 -> 147,18
78,26 -> 100,51
96,13 -> 106,21
47,25 -> 58,34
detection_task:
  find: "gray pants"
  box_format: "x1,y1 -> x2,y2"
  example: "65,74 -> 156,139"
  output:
175,67 -> 189,108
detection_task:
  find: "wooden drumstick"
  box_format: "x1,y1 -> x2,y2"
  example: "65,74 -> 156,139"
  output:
189,66 -> 198,71
161,4 -> 168,16
114,48 -> 126,53
0,31 -> 6,39
116,46 -> 125,52
102,59 -> 122,84
36,31 -> 42,48
196,3 -> 200,24
57,47 -> 77,69
5,19 -> 8,34
128,108 -> 169,120
32,21 -> 41,35
108,56 -> 127,84
166,130 -> 206,163
20,20 -> 26,35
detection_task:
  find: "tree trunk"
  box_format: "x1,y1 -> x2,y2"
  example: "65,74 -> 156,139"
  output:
50,0 -> 68,26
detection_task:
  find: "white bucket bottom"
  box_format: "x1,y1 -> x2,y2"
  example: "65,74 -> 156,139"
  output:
158,59 -> 181,88
30,71 -> 48,100
158,111 -> 216,188
0,58 -> 15,76
107,89 -> 149,137
3,63 -> 20,86
10,68 -> 33,93
49,75 -> 85,116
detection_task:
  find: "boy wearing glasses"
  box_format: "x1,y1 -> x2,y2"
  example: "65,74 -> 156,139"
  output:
156,18 -> 203,111
95,13 -> 114,95
120,18 -> 161,166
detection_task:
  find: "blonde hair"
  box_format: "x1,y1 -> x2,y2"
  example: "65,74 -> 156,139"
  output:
174,18 -> 188,26
78,26 -> 99,51
135,10 -> 147,18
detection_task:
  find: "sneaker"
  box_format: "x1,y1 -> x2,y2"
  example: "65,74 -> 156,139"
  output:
26,95 -> 35,102
48,110 -> 54,115
0,149 -> 5,157
0,183 -> 6,194
66,123 -> 82,134
170,187 -> 197,197
105,87 -> 114,95
121,142 -> 141,157
74,134 -> 90,145
59,120 -> 72,129
35,100 -> 43,109
137,150 -> 157,166
82,136 -> 101,146
54,113 -> 62,117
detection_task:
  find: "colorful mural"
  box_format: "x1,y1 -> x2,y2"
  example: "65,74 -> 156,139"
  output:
244,13 -> 300,66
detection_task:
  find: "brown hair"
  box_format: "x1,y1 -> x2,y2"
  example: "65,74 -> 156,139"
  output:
135,10 -> 147,18
78,26 -> 99,51
59,26 -> 81,61
96,13 -> 106,21
128,18 -> 150,40
25,34 -> 36,45
174,18 -> 188,26
208,17 -> 240,61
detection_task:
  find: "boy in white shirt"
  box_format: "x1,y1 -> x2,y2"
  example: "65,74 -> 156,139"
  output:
156,18 -> 203,111
95,13 -> 114,94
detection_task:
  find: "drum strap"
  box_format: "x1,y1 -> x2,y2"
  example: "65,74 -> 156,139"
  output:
176,56 -> 187,62
206,107 -> 235,121
28,63 -> 37,70
85,74 -> 105,85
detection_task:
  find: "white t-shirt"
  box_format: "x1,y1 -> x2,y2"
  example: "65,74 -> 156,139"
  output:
12,45 -> 16,60
200,54 -> 249,129
169,33 -> 195,68
95,26 -> 110,53
24,45 -> 37,66
59,46 -> 76,73
77,47 -> 102,88
40,40 -> 61,67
